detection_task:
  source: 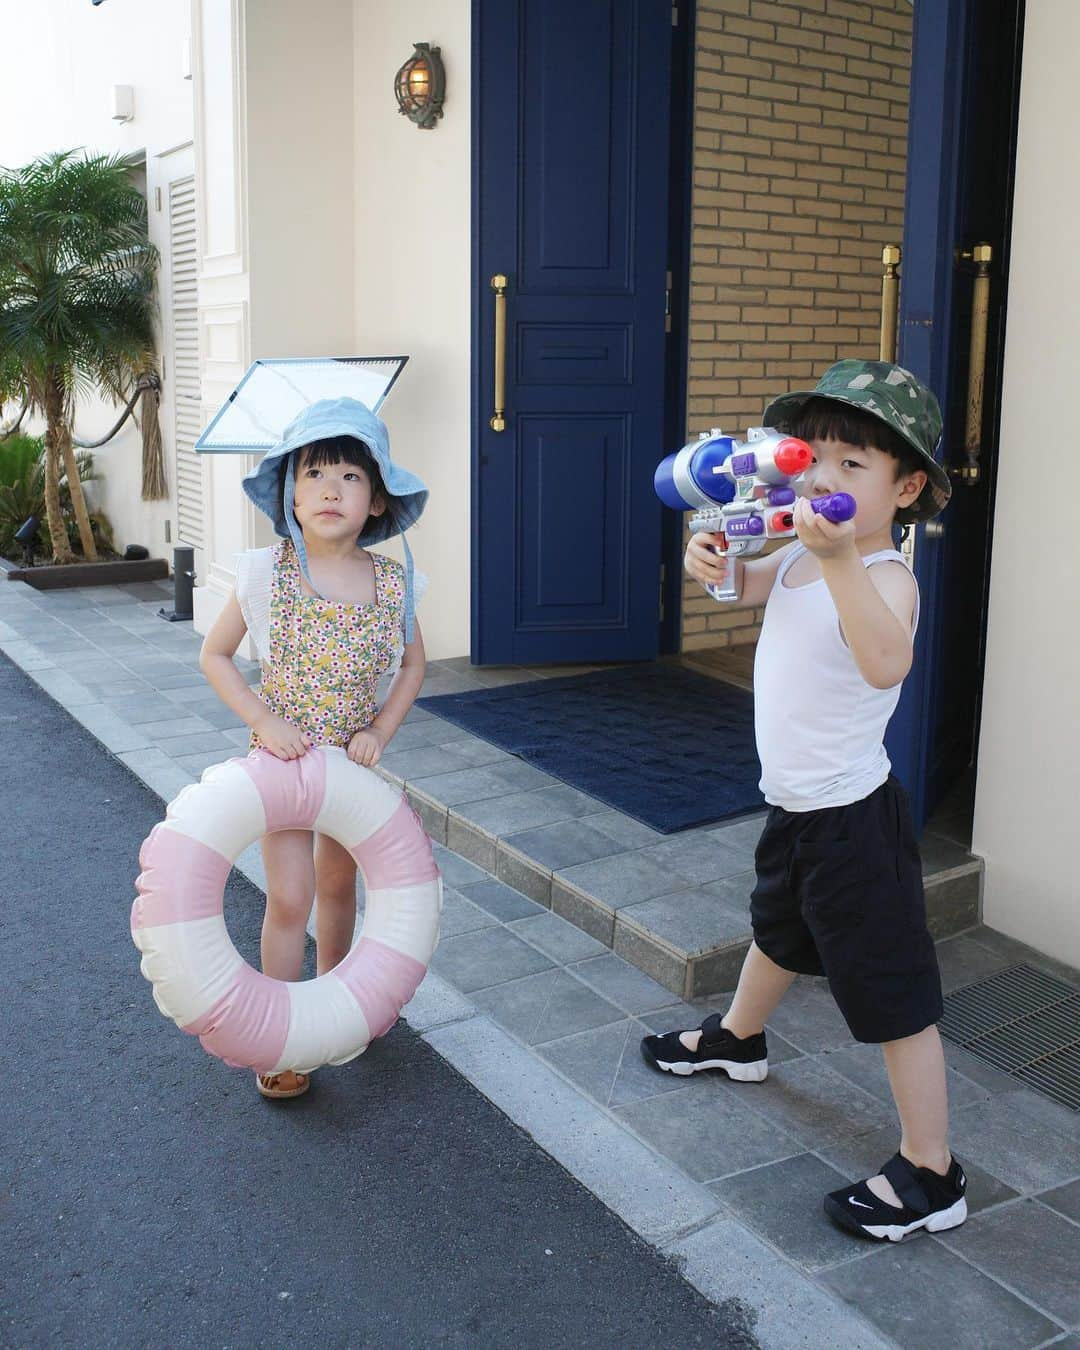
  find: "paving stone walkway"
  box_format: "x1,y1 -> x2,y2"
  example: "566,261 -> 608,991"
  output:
1,575 -> 1077,1350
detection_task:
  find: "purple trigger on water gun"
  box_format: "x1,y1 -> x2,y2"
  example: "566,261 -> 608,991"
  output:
810,492 -> 856,523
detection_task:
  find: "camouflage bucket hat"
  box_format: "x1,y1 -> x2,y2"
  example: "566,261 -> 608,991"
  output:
763,359 -> 951,524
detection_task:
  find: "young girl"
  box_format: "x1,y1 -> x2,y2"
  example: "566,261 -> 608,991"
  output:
199,397 -> 428,1100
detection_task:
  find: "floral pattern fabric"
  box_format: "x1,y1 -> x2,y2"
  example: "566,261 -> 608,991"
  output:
250,540 -> 405,751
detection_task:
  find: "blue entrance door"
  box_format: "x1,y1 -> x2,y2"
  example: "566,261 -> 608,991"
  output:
885,0 -> 1022,828
471,0 -> 673,665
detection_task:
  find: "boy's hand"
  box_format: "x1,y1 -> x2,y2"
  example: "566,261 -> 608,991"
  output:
793,497 -> 857,561
252,711 -> 312,760
684,532 -> 730,590
348,726 -> 387,768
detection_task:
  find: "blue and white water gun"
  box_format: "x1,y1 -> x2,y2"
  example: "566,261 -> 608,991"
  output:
655,427 -> 856,602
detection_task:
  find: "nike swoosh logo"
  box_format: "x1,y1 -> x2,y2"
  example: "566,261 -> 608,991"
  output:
849,1197 -> 873,1209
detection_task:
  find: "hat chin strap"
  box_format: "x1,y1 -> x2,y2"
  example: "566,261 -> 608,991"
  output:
284,455 -> 417,643
283,457 -> 324,599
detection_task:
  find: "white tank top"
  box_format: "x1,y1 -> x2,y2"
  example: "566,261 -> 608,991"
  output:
753,543 -> 920,813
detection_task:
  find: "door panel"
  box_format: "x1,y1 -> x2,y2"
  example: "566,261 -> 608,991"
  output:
472,0 -> 673,665
886,0 -> 1022,829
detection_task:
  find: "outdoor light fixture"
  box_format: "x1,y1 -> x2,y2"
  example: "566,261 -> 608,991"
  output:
111,85 -> 135,122
14,516 -> 38,568
393,43 -> 445,129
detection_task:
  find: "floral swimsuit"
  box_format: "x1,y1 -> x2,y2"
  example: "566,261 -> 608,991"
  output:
251,539 -> 406,751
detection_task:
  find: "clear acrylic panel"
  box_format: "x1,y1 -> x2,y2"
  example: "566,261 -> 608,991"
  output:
195,356 -> 408,453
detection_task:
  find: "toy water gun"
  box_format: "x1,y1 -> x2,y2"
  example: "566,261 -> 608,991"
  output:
654,427 -> 856,602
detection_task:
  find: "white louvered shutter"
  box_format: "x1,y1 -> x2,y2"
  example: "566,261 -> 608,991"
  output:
168,177 -> 203,549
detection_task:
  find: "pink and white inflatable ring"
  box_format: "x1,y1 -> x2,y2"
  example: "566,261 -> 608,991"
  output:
130,747 -> 442,1075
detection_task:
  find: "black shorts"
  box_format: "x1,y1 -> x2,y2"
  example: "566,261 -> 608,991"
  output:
749,775 -> 943,1044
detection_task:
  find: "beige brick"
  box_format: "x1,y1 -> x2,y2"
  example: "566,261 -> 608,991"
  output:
724,55 -> 776,80
724,16 -> 777,42
830,35 -> 871,60
704,609 -> 758,631
800,12 -> 849,37
749,2 -> 803,23
721,134 -> 773,156
749,78 -> 802,103
773,100 -> 820,124
830,0 -> 873,19
824,71 -> 870,97
774,23 -> 825,50
682,631 -> 729,651
801,86 -> 846,112
698,34 -> 750,58
798,48 -> 847,74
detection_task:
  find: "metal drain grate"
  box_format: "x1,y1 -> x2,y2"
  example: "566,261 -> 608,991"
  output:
939,963 -> 1080,1111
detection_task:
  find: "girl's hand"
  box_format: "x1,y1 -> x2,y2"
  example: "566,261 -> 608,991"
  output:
684,531 -> 730,590
793,496 -> 857,561
252,711 -> 312,760
348,726 -> 387,768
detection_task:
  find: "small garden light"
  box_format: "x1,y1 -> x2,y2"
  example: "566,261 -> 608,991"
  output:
14,515 -> 38,568
393,43 -> 446,130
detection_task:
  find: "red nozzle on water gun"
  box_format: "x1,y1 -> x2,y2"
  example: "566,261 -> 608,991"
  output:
773,437 -> 813,477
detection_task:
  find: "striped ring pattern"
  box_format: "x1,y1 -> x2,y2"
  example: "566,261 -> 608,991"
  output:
130,747 -> 442,1074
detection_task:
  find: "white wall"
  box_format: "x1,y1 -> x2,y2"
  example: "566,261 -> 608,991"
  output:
352,1 -> 472,660
972,0 -> 1080,967
193,0 -> 472,662
193,0 -> 360,643
0,0 -> 193,559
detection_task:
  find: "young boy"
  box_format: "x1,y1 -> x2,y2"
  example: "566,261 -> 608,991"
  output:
642,360 -> 967,1242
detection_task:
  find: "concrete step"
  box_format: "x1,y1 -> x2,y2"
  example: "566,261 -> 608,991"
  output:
393,766 -> 982,1002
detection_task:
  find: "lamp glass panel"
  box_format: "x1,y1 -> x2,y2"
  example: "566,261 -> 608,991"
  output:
195,356 -> 407,453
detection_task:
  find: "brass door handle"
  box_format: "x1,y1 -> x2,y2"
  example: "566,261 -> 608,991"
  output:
490,273 -> 508,432
879,245 -> 901,363
956,243 -> 992,484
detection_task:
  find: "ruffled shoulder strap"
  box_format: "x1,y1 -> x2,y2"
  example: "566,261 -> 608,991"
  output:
234,546 -> 275,662
382,562 -> 429,677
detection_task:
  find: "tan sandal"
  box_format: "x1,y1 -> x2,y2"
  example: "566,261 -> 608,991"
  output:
255,1069 -> 310,1099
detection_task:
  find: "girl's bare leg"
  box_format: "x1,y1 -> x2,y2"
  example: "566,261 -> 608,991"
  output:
260,829 -> 316,981
866,1024 -> 951,1205
313,833 -> 358,975
680,941 -> 798,1050
257,829 -> 316,1093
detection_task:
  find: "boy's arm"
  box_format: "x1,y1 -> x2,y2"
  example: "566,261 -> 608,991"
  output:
685,531 -> 796,610
792,500 -> 916,689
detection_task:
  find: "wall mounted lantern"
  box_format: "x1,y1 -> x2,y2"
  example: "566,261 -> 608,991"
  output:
393,43 -> 446,130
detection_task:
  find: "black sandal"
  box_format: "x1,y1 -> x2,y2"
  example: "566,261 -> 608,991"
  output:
640,1012 -> 768,1081
824,1152 -> 967,1242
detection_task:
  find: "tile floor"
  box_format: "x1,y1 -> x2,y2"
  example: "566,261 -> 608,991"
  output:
1,575 -> 1077,1349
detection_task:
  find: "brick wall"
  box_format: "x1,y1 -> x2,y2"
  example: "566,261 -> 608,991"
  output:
680,0 -> 913,652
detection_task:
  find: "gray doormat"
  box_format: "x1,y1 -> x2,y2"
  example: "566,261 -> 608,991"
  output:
939,963 -> 1080,1111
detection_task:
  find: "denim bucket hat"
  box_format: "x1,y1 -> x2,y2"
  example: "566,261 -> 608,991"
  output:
241,397 -> 428,639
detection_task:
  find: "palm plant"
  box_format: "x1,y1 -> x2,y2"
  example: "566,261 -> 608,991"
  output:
0,435 -> 112,561
0,150 -> 158,562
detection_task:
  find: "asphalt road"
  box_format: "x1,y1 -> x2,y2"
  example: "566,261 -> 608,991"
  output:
0,652 -> 756,1349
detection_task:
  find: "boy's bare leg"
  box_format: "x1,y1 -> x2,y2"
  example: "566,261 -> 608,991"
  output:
679,941 -> 797,1051
314,833 -> 359,975
866,1024 -> 951,1206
